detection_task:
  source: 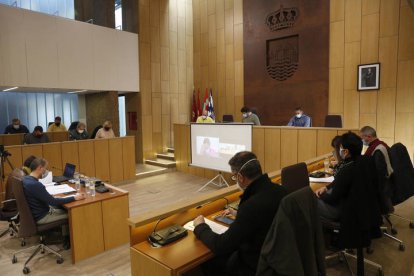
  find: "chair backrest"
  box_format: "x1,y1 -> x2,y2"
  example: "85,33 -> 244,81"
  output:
389,143 -> 414,205
68,121 -> 79,131
12,177 -> 38,238
90,125 -> 102,139
3,169 -> 25,211
281,162 -> 309,194
324,115 -> 342,128
222,114 -> 234,123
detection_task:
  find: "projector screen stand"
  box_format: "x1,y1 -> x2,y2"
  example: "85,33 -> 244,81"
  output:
197,172 -> 229,192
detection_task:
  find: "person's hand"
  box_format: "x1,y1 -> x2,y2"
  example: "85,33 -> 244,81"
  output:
315,187 -> 327,198
193,215 -> 205,227
74,193 -> 85,200
220,207 -> 237,217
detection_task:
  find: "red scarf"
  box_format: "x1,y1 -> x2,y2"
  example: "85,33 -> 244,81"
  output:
364,138 -> 390,156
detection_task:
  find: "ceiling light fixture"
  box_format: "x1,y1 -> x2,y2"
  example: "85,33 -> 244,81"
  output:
2,86 -> 19,92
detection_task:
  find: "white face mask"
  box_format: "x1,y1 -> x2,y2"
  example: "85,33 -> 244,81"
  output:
78,129 -> 85,134
339,148 -> 347,160
41,169 -> 49,179
362,139 -> 369,146
242,113 -> 248,118
202,115 -> 207,119
296,114 -> 302,118
13,124 -> 20,129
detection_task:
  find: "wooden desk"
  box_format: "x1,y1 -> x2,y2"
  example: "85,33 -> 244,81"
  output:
64,184 -> 130,263
131,232 -> 212,276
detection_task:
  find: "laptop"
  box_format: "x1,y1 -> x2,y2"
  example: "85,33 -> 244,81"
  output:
52,163 -> 76,183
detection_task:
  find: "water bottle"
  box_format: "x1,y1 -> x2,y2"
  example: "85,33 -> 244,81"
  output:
75,180 -> 81,193
85,180 -> 91,195
90,181 -> 96,197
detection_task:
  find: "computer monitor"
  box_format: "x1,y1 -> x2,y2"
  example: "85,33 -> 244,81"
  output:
63,163 -> 76,178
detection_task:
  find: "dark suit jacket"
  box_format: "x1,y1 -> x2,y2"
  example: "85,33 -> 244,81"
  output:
256,187 -> 326,276
194,174 -> 287,276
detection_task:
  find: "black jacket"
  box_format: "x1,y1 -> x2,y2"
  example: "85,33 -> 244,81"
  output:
320,156 -> 382,248
194,174 -> 287,276
256,187 -> 325,276
389,143 -> 414,205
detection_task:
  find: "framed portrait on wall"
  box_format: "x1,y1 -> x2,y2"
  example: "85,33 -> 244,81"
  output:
357,63 -> 380,91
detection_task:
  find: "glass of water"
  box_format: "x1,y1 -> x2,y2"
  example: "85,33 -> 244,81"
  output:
75,179 -> 81,193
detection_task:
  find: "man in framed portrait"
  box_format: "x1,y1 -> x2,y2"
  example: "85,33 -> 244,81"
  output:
363,67 -> 376,87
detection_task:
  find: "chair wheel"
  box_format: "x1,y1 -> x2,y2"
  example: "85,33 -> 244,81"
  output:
21,241 -> 26,247
57,258 -> 64,264
23,267 -> 30,274
12,256 -> 17,264
399,243 -> 405,251
409,222 -> 414,229
391,228 -> 398,235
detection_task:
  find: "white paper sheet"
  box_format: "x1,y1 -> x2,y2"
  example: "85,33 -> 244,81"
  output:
46,184 -> 76,195
39,171 -> 55,186
184,218 -> 229,234
309,176 -> 334,183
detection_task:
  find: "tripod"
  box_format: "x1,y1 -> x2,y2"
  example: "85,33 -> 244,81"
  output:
197,172 -> 229,192
0,153 -> 15,182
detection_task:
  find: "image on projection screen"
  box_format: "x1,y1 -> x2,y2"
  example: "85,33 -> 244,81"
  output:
190,123 -> 253,173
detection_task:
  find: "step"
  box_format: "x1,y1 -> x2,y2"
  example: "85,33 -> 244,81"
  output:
136,167 -> 171,179
145,158 -> 176,168
156,152 -> 175,161
167,147 -> 175,154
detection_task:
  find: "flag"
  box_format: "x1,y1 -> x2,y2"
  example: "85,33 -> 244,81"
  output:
191,90 -> 197,122
207,88 -> 215,120
197,89 -> 201,116
203,88 -> 209,112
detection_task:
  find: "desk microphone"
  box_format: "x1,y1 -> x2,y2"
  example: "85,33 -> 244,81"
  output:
196,197 -> 229,209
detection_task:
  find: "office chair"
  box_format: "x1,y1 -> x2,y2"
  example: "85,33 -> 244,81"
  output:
324,115 -> 342,128
222,114 -> 234,123
11,176 -> 65,274
90,125 -> 102,139
68,121 -> 79,131
0,169 -> 25,238
281,162 -> 309,194
256,187 -> 326,275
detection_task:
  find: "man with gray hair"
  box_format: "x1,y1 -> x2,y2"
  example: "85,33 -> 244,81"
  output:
360,126 -> 394,213
193,151 -> 286,276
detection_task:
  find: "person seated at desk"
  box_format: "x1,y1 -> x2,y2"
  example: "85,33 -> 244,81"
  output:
241,106 -> 261,125
22,155 -> 37,175
24,126 -> 50,144
69,122 -> 89,140
287,107 -> 311,127
95,121 -> 115,139
330,135 -> 345,177
196,109 -> 215,123
4,118 -> 29,134
193,151 -> 287,276
23,158 -> 85,248
47,116 -> 67,132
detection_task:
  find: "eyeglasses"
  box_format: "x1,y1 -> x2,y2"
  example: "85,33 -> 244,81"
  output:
231,173 -> 238,182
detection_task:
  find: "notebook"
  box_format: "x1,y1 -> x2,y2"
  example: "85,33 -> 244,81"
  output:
52,163 -> 76,183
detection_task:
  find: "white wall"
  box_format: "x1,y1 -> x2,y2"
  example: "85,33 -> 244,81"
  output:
0,5 -> 139,92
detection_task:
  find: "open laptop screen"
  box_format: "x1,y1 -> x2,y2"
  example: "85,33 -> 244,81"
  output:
63,163 -> 76,178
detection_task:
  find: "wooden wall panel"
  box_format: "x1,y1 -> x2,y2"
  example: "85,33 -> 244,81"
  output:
361,13 -> 379,63
280,129 -> 298,168
61,142 -> 80,170
252,128 -> 265,169
2,146 -> 22,176
396,60 -> 414,113
298,130 -> 317,163
379,0 -> 400,38
330,0 -> 345,22
398,7 -> 414,61
317,130 -> 338,156
362,0 -> 380,15
344,0 -> 361,43
21,145 -> 43,165
42,143 -> 63,176
264,128 -> 281,174
329,68 -> 344,113
122,137 -> 137,181
379,36 -> 398,88
78,140 -> 96,177
94,139 -> 110,182
109,138 -> 124,183
2,134 -> 24,146
330,21 -> 345,68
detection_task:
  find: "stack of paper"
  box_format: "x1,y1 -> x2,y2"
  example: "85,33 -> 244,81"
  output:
309,176 -> 334,183
46,184 -> 76,196
184,218 -> 228,234
39,171 -> 57,186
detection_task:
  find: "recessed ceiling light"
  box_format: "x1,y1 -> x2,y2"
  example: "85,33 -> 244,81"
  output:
2,87 -> 19,92
68,90 -> 88,94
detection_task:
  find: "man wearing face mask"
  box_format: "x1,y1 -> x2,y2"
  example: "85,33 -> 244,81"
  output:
193,151 -> 286,276
69,122 -> 89,140
47,116 -> 67,132
287,107 -> 312,127
196,109 -> 215,123
241,106 -> 261,125
95,120 -> 116,139
24,126 -> 50,144
23,158 -> 85,247
4,118 -> 30,134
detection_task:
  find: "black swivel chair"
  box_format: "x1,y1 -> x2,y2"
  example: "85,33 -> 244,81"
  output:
90,125 -> 102,139
11,177 -> 66,274
68,121 -> 79,131
0,169 -> 24,238
281,162 -> 309,194
324,115 -> 342,128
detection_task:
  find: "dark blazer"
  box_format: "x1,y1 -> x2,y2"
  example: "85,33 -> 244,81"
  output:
256,187 -> 326,276
321,156 -> 382,248
389,143 -> 414,205
194,174 -> 287,276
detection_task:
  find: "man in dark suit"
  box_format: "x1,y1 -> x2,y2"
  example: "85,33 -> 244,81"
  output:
193,151 -> 287,276
3,118 -> 29,134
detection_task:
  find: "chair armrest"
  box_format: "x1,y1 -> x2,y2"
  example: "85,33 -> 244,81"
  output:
2,199 -> 16,204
